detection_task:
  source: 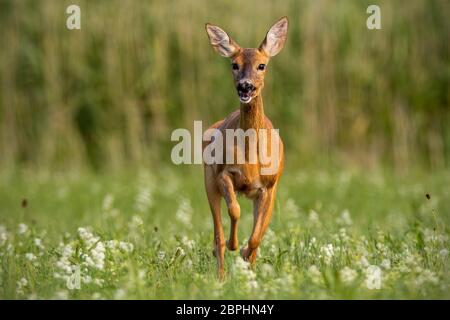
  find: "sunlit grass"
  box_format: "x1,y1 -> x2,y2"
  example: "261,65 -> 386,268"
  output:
0,167 -> 449,299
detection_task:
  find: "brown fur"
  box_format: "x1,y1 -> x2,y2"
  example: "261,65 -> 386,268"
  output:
204,17 -> 288,279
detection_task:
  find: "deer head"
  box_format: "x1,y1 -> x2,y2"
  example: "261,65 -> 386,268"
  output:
205,17 -> 288,104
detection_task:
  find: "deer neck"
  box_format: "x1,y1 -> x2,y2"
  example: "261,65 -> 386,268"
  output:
239,95 -> 265,131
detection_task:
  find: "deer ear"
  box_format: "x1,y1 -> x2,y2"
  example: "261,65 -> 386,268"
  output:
205,23 -> 240,58
259,16 -> 288,57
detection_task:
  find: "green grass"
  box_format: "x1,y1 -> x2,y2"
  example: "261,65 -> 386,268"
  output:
0,166 -> 449,299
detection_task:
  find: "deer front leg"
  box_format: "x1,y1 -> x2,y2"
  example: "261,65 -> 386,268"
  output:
241,184 -> 277,265
218,172 -> 240,251
205,166 -> 226,279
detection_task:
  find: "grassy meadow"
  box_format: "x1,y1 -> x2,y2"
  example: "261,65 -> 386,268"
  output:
0,0 -> 449,299
0,0 -> 448,170
0,167 -> 449,299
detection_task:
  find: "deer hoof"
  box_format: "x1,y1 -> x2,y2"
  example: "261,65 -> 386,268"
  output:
240,245 -> 250,259
240,245 -> 257,265
226,239 -> 238,251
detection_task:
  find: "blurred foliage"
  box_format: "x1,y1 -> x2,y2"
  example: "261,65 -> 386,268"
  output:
0,0 -> 448,171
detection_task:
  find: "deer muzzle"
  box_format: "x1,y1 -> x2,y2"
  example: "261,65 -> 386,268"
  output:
237,81 -> 255,103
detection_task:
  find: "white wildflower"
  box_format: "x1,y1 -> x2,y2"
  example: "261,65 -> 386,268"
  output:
338,228 -> 350,243
0,225 -> 8,246
320,243 -> 334,265
118,241 -> 134,253
308,210 -> 320,225
135,187 -> 152,212
232,257 -> 258,291
184,259 -> 193,269
337,209 -> 353,226
18,223 -> 28,235
273,274 -> 295,292
181,236 -> 196,250
34,238 -> 44,250
414,269 -> 439,286
264,229 -> 277,244
82,275 -> 92,284
91,242 -> 106,270
175,246 -> 186,257
381,259 -> 391,270
261,263 -> 275,278
16,277 -> 28,295
25,253 -> 37,262
102,194 -> 114,211
423,228 -> 448,245
129,215 -> 143,229
158,251 -> 166,260
175,198 -> 193,226
308,265 -> 323,285
439,249 -> 448,258
285,198 -> 300,216
105,240 -> 118,249
340,267 -> 358,284
94,278 -> 104,286
55,228 -> 133,289
360,256 -> 370,267
376,242 -> 389,256
269,244 -> 277,255
247,279 -> 259,290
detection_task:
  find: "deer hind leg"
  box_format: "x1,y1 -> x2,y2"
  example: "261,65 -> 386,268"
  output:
204,166 -> 226,279
241,183 -> 277,265
218,172 -> 240,251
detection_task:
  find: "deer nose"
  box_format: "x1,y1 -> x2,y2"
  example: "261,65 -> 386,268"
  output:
237,81 -> 255,93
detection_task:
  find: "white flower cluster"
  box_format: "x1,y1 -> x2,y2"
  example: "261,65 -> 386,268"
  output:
232,257 -> 258,291
285,198 -> 300,217
16,277 -> 28,295
34,238 -> 44,250
319,243 -> 335,265
78,227 -> 106,269
308,265 -> 323,285
135,187 -> 153,212
135,172 -> 155,213
25,252 -> 37,262
158,251 -> 166,260
102,194 -> 115,212
340,267 -> 358,284
175,198 -> 193,226
129,215 -> 144,229
180,236 -> 196,250
18,223 -> 28,235
336,209 -> 353,226
0,225 -> 8,247
333,228 -> 350,244
54,227 -> 134,290
105,240 -> 134,254
308,210 -> 320,225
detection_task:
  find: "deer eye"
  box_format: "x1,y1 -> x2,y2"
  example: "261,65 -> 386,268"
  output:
231,63 -> 239,70
257,64 -> 266,71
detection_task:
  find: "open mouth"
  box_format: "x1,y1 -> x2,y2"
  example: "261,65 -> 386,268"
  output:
238,92 -> 252,103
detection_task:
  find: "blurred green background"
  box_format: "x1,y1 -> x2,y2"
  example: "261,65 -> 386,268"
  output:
0,0 -> 448,172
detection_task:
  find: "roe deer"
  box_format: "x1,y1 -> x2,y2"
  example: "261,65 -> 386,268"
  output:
203,17 -> 288,278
